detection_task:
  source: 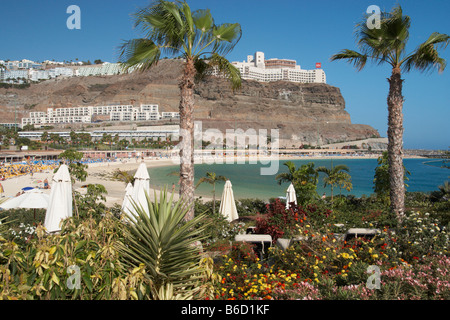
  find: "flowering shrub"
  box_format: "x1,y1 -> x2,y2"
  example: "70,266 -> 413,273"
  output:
214,257 -> 305,300
255,199 -> 331,242
373,255 -> 450,300
213,208 -> 450,300
393,211 -> 449,260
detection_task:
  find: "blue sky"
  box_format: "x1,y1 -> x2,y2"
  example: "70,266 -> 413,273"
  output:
1,0 -> 449,150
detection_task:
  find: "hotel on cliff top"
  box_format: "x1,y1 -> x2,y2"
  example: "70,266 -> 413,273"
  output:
226,51 -> 326,84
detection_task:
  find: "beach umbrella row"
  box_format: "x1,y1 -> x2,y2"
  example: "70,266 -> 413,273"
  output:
120,164 -> 240,223
0,164 -> 73,234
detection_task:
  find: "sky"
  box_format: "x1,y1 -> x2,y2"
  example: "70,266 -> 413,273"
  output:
1,0 -> 449,150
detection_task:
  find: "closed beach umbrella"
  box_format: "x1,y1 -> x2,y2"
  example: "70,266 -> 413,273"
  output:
121,182 -> 134,215
285,183 -> 297,209
44,164 -> 72,233
0,189 -> 50,215
219,180 -> 239,222
126,162 -> 150,216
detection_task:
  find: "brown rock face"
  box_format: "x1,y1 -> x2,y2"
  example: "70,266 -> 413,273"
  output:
0,59 -> 379,146
193,76 -> 379,146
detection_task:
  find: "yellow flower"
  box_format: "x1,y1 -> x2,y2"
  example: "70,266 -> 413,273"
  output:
372,254 -> 379,259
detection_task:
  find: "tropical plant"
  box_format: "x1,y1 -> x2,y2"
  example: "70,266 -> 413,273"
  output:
112,169 -> 135,185
73,184 -> 108,220
276,161 -> 319,204
331,4 -> 449,220
119,189 -> 211,298
196,172 -> 227,214
316,163 -> 350,203
58,149 -> 88,183
119,0 -> 242,220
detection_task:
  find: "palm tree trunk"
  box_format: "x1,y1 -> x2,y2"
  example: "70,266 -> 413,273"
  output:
179,57 -> 196,221
212,183 -> 216,214
387,68 -> 405,220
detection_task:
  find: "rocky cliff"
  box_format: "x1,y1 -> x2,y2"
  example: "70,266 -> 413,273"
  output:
0,59 -> 379,146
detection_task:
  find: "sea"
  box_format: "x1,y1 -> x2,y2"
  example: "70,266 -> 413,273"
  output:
148,158 -> 449,201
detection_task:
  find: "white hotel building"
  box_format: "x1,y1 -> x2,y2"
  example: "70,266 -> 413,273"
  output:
229,51 -> 326,84
22,104 -> 179,126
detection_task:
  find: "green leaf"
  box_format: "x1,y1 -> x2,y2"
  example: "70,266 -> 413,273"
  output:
212,23 -> 241,42
83,275 -> 93,292
51,272 -> 60,286
193,9 -> 213,32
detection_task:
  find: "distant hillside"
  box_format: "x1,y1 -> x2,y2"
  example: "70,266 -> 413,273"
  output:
0,59 -> 380,147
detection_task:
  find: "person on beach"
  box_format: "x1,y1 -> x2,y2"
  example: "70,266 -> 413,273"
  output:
0,182 -> 4,197
43,178 -> 49,189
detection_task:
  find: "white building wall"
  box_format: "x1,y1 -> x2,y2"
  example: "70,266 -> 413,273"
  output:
22,104 -> 179,125
230,51 -> 326,84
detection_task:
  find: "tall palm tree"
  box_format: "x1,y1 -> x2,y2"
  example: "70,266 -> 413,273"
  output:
196,171 -> 226,214
331,5 -> 449,220
119,0 -> 242,220
316,164 -> 350,203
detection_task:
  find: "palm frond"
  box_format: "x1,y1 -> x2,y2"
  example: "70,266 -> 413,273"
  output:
355,4 -> 410,66
211,23 -> 242,57
196,53 -> 241,90
402,32 -> 449,73
333,4 -> 413,69
118,38 -> 162,72
330,49 -> 368,71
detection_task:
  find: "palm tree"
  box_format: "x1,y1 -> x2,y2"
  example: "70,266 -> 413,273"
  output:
331,5 -> 449,220
196,171 -> 226,214
112,169 -> 135,185
119,0 -> 242,220
276,161 -> 319,204
316,164 -> 350,203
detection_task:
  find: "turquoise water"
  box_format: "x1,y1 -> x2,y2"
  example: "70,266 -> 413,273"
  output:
148,158 -> 450,201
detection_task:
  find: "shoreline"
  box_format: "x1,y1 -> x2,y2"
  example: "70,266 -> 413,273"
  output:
0,154 -> 428,208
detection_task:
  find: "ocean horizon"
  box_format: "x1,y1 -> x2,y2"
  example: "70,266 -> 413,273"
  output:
147,158 -> 450,201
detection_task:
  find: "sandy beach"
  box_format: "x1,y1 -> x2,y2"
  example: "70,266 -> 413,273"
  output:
0,158 -> 180,207
0,153 -> 425,208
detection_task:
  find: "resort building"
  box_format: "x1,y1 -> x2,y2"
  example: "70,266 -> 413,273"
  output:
73,63 -> 128,77
18,125 -> 180,141
21,104 -> 179,126
227,51 -> 326,84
